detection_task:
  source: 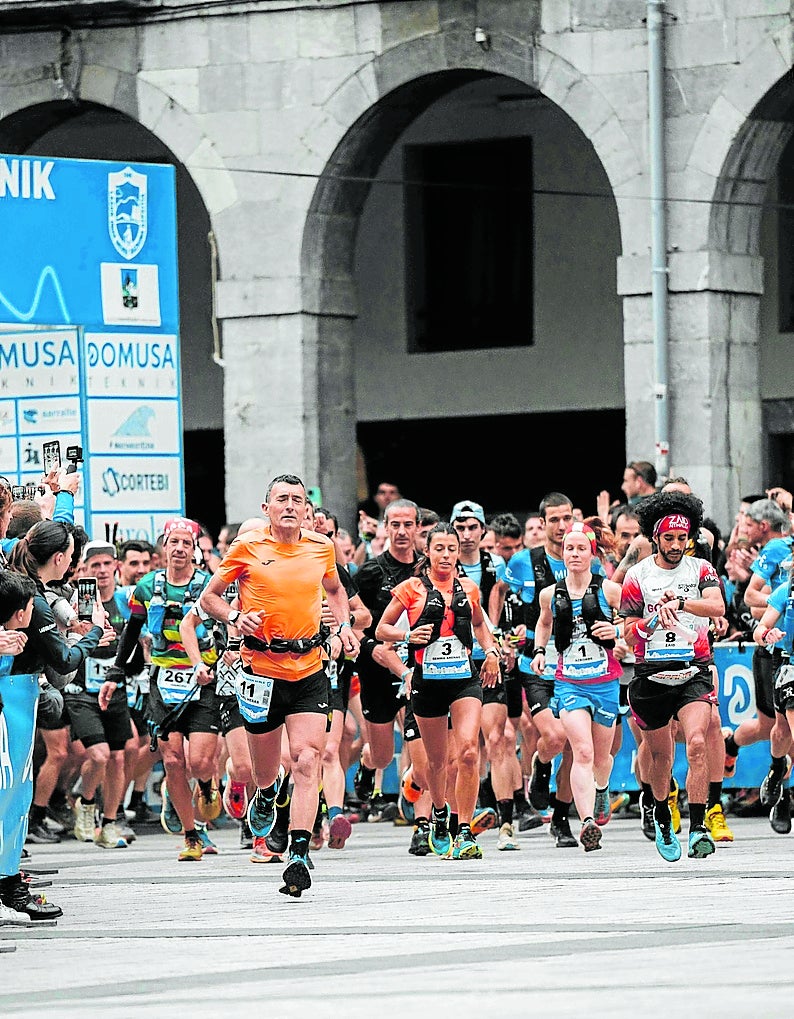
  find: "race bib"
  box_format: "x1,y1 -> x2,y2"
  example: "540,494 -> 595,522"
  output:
561,639 -> 608,680
84,657 -> 112,694
215,657 -> 241,697
422,636 -> 471,681
328,659 -> 338,692
396,642 -> 409,666
157,666 -> 199,705
645,627 -> 695,664
235,672 -> 274,723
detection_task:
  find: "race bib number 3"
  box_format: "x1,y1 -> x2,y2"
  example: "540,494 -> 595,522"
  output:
561,640 -> 608,680
422,637 -> 472,681
235,673 -> 274,723
157,667 -> 198,705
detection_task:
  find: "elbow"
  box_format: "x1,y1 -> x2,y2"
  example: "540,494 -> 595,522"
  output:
374,623 -> 388,642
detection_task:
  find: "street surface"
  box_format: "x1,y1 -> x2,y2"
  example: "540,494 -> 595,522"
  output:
2,816 -> 793,1018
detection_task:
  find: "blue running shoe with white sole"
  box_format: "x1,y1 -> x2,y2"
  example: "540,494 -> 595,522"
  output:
654,820 -> 681,862
687,826 -> 716,859
247,765 -> 285,838
451,825 -> 482,860
429,804 -> 452,858
159,779 -> 182,836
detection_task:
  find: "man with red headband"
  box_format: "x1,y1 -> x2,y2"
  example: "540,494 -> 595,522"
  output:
102,516 -> 221,862
620,491 -> 725,863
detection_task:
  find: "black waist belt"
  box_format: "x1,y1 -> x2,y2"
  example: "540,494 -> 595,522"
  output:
244,624 -> 329,656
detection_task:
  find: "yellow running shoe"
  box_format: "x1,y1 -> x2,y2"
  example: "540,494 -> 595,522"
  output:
668,779 -> 682,834
178,832 -> 203,861
705,803 -> 734,843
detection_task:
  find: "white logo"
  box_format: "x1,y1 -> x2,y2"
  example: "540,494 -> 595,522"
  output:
108,166 -> 148,260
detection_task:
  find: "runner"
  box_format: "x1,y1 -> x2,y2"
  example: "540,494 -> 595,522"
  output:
102,517 -> 219,862
201,474 -> 359,897
376,522 -> 501,860
621,492 -> 725,863
531,520 -> 622,851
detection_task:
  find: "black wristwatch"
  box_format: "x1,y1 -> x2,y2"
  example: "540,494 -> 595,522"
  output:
677,597 -> 686,612
228,609 -> 241,625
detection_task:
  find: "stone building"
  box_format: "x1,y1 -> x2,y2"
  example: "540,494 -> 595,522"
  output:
0,0 -> 792,531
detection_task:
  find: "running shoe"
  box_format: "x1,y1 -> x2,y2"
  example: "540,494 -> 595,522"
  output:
398,787 -> 416,824
451,826 -> 483,860
408,821 -> 431,856
247,787 -> 277,838
353,762 -> 376,802
471,806 -> 497,835
25,820 -> 60,845
266,817 -> 290,859
178,832 -> 203,862
687,825 -> 716,859
239,817 -> 253,850
722,727 -> 737,779
159,780 -> 183,836
115,811 -> 136,843
328,813 -> 352,849
94,822 -> 127,849
496,822 -> 521,851
549,816 -> 578,848
401,766 -> 422,804
770,788 -> 792,835
640,790 -> 655,841
193,780 -> 222,823
579,817 -> 602,852
0,901 -> 36,927
134,800 -> 155,825
46,800 -> 74,832
654,819 -> 682,862
760,761 -> 788,807
668,779 -> 682,834
594,787 -> 611,827
516,803 -> 543,831
705,803 -> 734,843
279,853 -> 312,897
222,780 -> 249,820
250,835 -> 281,863
429,804 -> 453,857
528,751 -> 551,810
73,796 -> 97,843
194,822 -> 218,855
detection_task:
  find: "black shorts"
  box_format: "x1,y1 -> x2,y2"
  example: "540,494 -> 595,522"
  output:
218,693 -> 244,736
357,641 -> 406,725
773,661 -> 794,715
243,668 -> 332,736
66,691 -> 132,751
525,676 -> 555,717
476,658 -> 506,709
330,658 -> 353,715
403,700 -> 451,740
411,665 -> 483,719
753,646 -> 781,720
628,667 -> 717,732
36,690 -> 69,732
505,673 -> 524,718
147,676 -> 220,738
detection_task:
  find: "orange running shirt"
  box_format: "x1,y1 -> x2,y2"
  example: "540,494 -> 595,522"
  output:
217,525 -> 338,681
390,575 -> 481,665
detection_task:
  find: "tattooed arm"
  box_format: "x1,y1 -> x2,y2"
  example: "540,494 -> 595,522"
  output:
611,535 -> 652,584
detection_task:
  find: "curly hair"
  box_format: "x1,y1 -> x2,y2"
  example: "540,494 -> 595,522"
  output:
636,491 -> 704,540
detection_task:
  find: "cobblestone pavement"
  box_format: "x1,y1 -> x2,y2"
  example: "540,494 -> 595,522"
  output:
2,816 -> 793,1018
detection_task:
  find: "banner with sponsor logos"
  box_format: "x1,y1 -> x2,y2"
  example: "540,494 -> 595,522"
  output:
0,154 -> 181,541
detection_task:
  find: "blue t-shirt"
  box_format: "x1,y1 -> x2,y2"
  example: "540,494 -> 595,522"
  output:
459,553 -> 504,660
766,580 -> 794,651
751,537 -> 794,591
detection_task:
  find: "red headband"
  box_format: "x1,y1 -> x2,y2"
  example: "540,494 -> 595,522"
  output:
163,517 -> 200,542
653,513 -> 691,537
565,521 -> 597,555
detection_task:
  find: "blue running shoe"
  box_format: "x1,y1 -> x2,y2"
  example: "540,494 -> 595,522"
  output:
194,822 -> 218,855
687,825 -> 716,859
159,779 -> 182,836
247,765 -> 285,838
451,825 -> 482,860
654,820 -> 681,862
279,853 -> 312,897
429,804 -> 452,858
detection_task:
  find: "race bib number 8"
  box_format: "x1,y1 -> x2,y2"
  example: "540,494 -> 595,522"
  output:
645,628 -> 694,663
561,640 -> 608,680
235,673 -> 274,723
422,637 -> 472,681
157,667 -> 198,705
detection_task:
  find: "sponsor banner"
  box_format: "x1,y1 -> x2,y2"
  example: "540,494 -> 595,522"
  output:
17,396 -> 81,435
0,435 -> 17,472
100,263 -> 161,327
84,333 -> 178,398
90,513 -> 174,545
89,455 -> 182,513
0,401 -> 15,437
0,330 -> 80,399
88,398 -> 180,456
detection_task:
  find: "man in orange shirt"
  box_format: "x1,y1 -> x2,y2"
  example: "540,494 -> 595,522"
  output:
201,474 -> 358,897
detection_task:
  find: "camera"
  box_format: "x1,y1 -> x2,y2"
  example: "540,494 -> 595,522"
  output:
65,445 -> 83,475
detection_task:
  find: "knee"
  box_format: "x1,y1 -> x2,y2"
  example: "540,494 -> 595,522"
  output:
189,753 -> 215,780
486,730 -> 505,762
571,742 -> 594,768
457,740 -> 479,772
292,746 -> 321,781
160,745 -> 186,771
686,732 -> 707,763
87,744 -> 110,768
321,741 -> 340,769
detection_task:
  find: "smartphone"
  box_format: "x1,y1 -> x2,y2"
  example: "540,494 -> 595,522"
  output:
43,440 -> 62,474
77,577 -> 98,621
11,485 -> 25,500
24,483 -> 37,500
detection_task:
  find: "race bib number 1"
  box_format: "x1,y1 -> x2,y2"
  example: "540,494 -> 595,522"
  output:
561,640 -> 608,680
235,673 -> 274,723
84,657 -> 112,694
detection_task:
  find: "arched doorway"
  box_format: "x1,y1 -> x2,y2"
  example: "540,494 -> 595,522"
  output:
0,100 -> 225,534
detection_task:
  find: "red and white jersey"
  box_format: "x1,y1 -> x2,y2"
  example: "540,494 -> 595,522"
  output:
620,554 -> 719,669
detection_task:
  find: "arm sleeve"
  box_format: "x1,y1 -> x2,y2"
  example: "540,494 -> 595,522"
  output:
52,491 -> 75,524
110,614 -> 146,677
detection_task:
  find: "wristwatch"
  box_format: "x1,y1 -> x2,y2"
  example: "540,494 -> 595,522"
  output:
227,609 -> 241,625
677,596 -> 686,612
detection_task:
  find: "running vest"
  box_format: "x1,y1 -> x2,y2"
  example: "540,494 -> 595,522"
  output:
524,546 -> 554,633
553,574 -> 614,655
362,552 -> 417,641
408,574 -> 473,660
149,568 -> 211,654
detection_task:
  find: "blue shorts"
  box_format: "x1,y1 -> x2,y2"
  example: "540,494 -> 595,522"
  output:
551,678 -> 619,728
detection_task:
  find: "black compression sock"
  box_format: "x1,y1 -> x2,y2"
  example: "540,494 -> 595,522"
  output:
689,803 -> 706,829
641,783 -> 653,802
725,733 -> 739,758
81,795 -> 96,806
449,812 -> 459,838
198,779 -> 213,799
289,829 -> 311,857
669,774 -> 677,793
129,790 -> 143,809
513,787 -> 529,810
708,782 -> 723,810
654,798 -> 672,827
552,799 -> 571,825
184,828 -> 198,840
30,804 -> 46,824
498,799 -> 514,826
771,755 -> 788,775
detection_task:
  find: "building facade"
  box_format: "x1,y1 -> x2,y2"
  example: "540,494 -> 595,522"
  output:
0,0 -> 792,531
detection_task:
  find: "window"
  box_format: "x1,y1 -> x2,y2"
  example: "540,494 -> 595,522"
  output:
404,137 -> 533,352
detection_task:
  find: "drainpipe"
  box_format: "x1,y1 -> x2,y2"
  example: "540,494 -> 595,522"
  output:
647,0 -> 669,480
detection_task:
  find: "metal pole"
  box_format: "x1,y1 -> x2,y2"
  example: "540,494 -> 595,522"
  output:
647,0 -> 669,480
